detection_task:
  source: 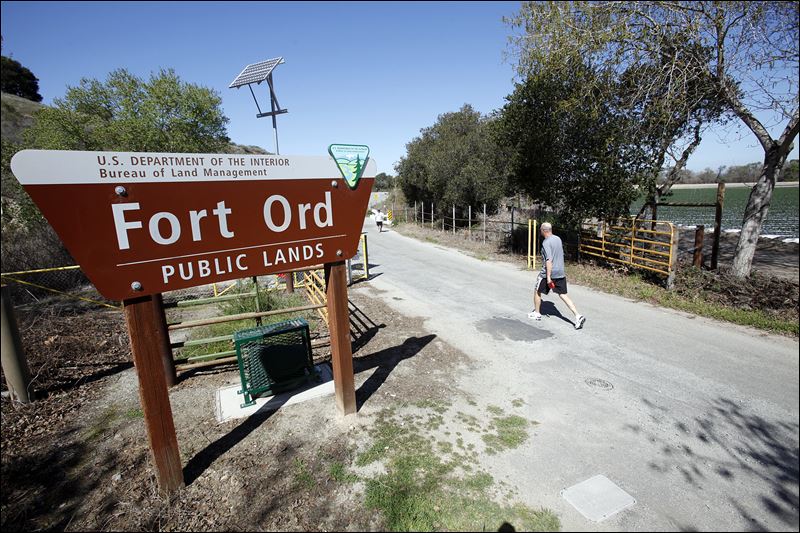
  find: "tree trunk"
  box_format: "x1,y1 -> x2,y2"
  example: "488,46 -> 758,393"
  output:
730,148 -> 786,278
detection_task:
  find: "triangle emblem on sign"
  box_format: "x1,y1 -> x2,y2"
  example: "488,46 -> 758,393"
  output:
329,144 -> 370,190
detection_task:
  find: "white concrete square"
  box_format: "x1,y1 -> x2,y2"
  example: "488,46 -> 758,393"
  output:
561,474 -> 636,522
215,363 -> 334,423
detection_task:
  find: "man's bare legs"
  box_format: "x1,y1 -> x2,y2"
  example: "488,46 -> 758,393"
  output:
558,293 -> 579,318
533,289 -> 542,314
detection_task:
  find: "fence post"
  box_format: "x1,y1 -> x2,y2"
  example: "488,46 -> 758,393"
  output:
711,182 -> 725,270
1,285 -> 33,403
414,201 -> 417,224
629,220 -> 636,266
362,233 -> 370,280
511,207 -> 516,251
452,205 -> 456,235
253,276 -> 262,326
527,219 -> 532,269
666,225 -> 680,289
152,293 -> 176,387
483,204 -> 486,244
533,219 -> 538,270
431,203 -> 434,230
468,205 -> 472,240
694,225 -> 705,268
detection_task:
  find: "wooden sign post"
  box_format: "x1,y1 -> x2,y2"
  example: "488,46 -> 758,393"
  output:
325,261 -> 356,415
124,295 -> 183,492
11,147 -> 376,493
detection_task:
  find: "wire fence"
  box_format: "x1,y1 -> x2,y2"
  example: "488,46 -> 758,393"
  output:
392,202 -> 580,258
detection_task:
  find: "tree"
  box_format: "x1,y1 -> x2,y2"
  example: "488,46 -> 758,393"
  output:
395,104 -> 508,212
497,60 -> 653,225
373,172 -> 394,190
1,55 -> 43,102
779,159 -> 799,182
506,1 -> 799,277
24,68 -> 230,152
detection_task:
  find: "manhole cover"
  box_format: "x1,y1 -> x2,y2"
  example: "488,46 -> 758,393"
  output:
585,378 -> 613,390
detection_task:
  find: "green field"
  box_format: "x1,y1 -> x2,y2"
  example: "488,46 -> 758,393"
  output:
632,185 -> 799,238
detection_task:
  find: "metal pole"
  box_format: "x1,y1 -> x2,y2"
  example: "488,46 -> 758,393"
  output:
268,74 -> 280,155
414,201 -> 417,224
431,204 -> 434,230
468,205 -> 472,240
528,219 -> 532,269
1,285 -> 32,403
452,205 -> 456,235
253,276 -> 262,326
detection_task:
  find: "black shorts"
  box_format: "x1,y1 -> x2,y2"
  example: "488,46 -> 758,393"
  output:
536,275 -> 568,295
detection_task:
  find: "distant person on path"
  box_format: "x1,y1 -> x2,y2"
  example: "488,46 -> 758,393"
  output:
375,209 -> 385,232
528,222 -> 586,329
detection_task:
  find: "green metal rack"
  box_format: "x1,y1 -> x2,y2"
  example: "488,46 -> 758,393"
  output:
233,318 -> 318,407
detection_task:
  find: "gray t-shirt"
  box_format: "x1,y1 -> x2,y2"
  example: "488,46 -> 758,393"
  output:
540,235 -> 566,278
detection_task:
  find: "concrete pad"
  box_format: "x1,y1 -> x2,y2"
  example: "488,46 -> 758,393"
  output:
215,363 -> 334,423
561,474 -> 636,522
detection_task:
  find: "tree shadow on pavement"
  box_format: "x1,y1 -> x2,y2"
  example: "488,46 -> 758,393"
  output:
353,335 -> 437,410
626,396 -> 799,531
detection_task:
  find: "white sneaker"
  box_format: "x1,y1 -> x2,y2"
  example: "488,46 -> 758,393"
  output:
528,311 -> 542,321
575,315 -> 586,330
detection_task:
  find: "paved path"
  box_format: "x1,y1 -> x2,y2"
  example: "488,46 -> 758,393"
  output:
362,223 -> 799,532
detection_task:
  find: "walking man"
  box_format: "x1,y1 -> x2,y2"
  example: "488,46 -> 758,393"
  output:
375,209 -> 385,232
528,222 -> 586,329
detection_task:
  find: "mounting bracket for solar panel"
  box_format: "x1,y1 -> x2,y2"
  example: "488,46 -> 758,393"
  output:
229,57 -> 287,154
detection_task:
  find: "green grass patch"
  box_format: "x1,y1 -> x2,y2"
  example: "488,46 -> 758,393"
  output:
487,405 -> 504,416
482,415 -> 530,452
84,406 -> 120,441
293,458 -> 316,489
511,398 -> 525,408
360,408 -> 559,531
124,408 -> 143,419
329,461 -> 358,483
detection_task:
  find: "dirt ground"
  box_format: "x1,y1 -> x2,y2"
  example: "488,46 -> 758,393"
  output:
0,285 -> 476,531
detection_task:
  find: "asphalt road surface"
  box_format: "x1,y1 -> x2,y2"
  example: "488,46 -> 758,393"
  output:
361,222 -> 799,532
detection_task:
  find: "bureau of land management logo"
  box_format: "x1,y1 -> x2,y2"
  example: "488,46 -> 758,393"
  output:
329,144 -> 370,190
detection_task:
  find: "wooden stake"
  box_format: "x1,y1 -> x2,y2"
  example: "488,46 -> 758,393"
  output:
693,225 -> 705,268
324,262 -> 356,415
711,182 -> 725,270
124,295 -> 183,493
286,273 -> 295,293
151,293 -> 176,387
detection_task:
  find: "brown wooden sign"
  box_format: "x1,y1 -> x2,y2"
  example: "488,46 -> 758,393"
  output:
10,150 -> 375,300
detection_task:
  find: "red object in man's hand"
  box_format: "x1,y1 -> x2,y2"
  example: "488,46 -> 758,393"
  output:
548,280 -> 556,289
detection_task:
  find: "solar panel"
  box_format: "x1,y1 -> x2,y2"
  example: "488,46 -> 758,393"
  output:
229,57 -> 283,88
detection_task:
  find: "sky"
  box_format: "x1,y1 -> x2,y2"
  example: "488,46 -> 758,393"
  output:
2,1 -> 797,175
